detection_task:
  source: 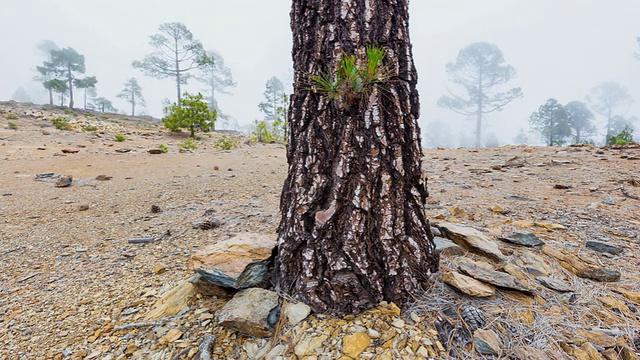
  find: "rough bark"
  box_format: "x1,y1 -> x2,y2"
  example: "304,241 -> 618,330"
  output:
274,0 -> 439,316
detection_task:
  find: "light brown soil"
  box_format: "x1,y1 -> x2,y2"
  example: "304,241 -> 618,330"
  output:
1,102 -> 640,359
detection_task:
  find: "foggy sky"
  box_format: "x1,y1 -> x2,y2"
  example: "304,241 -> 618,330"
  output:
1,0 -> 639,145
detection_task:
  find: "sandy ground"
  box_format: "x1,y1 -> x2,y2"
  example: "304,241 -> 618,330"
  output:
1,103 -> 640,359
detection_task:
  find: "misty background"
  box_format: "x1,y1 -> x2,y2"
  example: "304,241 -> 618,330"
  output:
1,0 -> 639,146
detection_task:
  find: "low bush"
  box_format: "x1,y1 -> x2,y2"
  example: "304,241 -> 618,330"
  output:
51,117 -> 71,131
213,135 -> 239,150
114,134 -> 126,142
178,138 -> 198,150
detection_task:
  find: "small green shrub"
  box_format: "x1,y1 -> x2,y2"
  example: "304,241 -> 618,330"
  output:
114,134 -> 126,142
162,93 -> 216,137
158,144 -> 168,153
6,113 -> 18,120
82,125 -> 98,132
178,138 -> 198,150
51,117 -> 71,131
213,135 -> 239,150
608,126 -> 634,146
7,122 -> 18,130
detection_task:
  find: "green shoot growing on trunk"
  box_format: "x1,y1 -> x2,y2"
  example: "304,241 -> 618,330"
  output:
307,45 -> 392,107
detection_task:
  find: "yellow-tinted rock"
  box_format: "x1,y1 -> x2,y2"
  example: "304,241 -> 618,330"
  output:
153,264 -> 166,274
440,271 -> 495,297
158,329 -> 183,345
342,333 -> 371,359
618,289 -> 640,304
576,330 -> 616,348
144,279 -> 196,320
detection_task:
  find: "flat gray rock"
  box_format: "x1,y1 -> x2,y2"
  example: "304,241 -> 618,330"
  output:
585,241 -> 624,255
577,268 -> 621,282
459,261 -> 533,294
433,236 -> 465,257
499,233 -> 544,247
536,276 -> 574,292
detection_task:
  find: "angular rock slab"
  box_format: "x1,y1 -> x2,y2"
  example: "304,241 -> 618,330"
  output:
576,267 -> 621,282
458,261 -> 533,294
519,251 -> 553,277
215,288 -> 279,338
187,233 -> 275,289
499,233 -> 544,247
438,222 -> 506,262
433,236 -> 465,257
474,329 -> 502,356
536,277 -> 574,292
440,271 -> 495,297
144,279 -> 197,320
585,241 -> 624,255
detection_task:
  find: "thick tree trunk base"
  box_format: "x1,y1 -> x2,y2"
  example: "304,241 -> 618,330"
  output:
274,0 -> 439,316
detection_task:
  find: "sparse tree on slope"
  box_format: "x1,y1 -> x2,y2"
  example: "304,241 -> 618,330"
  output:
529,98 -> 570,146
133,22 -> 206,103
513,128 -> 529,145
586,82 -> 633,143
195,50 -> 235,117
117,78 -> 145,116
274,0 -> 438,315
258,76 -> 285,124
438,42 -> 523,147
162,92 -> 216,137
45,47 -> 86,109
564,100 -> 595,143
43,79 -> 68,106
73,76 -> 98,110
34,40 -> 59,105
92,97 -> 117,113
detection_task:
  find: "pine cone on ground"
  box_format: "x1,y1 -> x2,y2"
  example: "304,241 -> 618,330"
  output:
193,218 -> 221,230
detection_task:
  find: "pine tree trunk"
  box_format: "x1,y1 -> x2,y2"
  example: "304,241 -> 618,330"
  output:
274,0 -> 438,316
67,66 -> 74,109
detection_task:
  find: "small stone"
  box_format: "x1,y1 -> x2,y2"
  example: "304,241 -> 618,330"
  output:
489,205 -> 505,213
602,198 -> 616,205
78,204 -> 89,211
618,289 -> 640,304
295,335 -> 328,357
440,271 -> 495,297
153,264 -> 166,275
54,175 -> 73,188
473,329 -> 502,356
342,332 -> 371,359
95,175 -> 112,181
499,233 -> 544,247
283,301 -> 311,326
537,277 -> 574,292
158,328 -> 183,345
150,204 -> 162,213
61,149 -> 79,154
148,148 -> 163,154
577,268 -> 621,282
585,241 -> 624,255
125,342 -> 137,355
